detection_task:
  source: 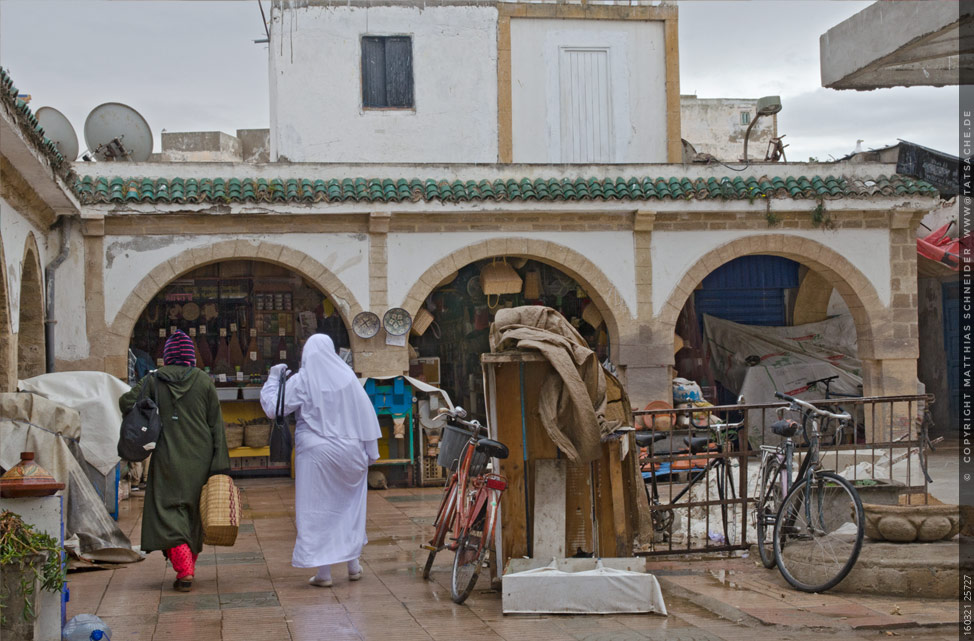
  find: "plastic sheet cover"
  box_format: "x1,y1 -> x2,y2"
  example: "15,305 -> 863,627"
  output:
18,371 -> 130,476
0,393 -> 140,563
502,558 -> 667,615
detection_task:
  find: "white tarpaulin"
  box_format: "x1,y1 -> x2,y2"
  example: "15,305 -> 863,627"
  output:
0,393 -> 140,563
704,314 -> 862,447
18,372 -> 130,476
502,558 -> 667,615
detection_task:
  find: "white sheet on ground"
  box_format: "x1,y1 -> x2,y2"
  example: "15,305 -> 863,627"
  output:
503,558 -> 667,615
18,371 -> 130,476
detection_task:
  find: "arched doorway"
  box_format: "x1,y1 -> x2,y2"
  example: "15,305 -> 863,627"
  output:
0,232 -> 12,391
17,237 -> 45,380
408,256 -> 610,422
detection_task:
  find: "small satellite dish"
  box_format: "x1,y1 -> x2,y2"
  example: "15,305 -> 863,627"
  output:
83,102 -> 153,162
35,107 -> 79,161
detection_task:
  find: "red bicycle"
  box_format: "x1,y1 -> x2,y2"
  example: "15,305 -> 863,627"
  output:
421,406 -> 509,604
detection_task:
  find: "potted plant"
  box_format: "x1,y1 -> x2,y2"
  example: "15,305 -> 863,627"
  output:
0,510 -> 65,640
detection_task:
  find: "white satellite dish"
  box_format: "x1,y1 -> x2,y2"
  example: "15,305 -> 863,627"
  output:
36,107 -> 79,161
83,102 -> 153,162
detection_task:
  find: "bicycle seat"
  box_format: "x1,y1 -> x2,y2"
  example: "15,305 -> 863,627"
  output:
771,419 -> 800,438
476,438 -> 509,460
684,436 -> 713,453
635,432 -> 667,448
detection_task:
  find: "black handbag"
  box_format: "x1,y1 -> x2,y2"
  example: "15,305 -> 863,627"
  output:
118,373 -> 161,462
270,369 -> 293,464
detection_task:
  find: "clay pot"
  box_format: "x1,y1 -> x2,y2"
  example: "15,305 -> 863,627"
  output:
862,502 -> 960,542
0,452 -> 64,498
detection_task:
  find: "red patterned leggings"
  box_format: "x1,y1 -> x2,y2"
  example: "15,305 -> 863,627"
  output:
165,544 -> 198,579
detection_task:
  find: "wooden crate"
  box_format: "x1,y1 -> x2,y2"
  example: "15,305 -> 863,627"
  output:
422,457 -> 446,483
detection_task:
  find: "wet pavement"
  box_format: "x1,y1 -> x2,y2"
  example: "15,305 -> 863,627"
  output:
65,475 -> 960,641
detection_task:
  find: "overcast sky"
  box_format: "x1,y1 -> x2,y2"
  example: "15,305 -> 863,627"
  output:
0,0 -> 958,163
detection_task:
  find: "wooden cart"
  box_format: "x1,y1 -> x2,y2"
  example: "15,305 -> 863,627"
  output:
481,351 -> 641,572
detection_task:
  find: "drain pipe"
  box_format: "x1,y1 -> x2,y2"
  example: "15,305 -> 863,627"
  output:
44,216 -> 73,373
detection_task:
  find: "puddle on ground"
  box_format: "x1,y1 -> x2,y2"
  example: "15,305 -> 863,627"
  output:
707,569 -> 745,590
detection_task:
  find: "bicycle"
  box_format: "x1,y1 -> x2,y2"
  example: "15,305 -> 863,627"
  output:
755,391 -> 865,592
638,414 -> 744,544
420,406 -> 510,604
804,375 -> 865,444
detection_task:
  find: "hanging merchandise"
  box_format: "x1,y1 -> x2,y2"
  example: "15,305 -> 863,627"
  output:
480,258 -> 522,296
412,307 -> 435,336
243,328 -> 261,377
321,298 -> 335,318
153,328 -> 167,367
196,324 -> 213,368
523,270 -> 542,299
581,302 -> 603,329
189,327 -> 204,366
228,322 -> 245,369
212,328 -> 232,377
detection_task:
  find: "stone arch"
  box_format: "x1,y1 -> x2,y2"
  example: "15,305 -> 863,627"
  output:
17,233 -> 46,379
657,233 -> 884,359
399,237 -> 633,356
0,229 -> 12,391
106,240 -> 365,371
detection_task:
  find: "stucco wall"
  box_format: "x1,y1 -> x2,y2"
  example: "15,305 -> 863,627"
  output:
510,18 -> 667,164
54,225 -> 89,361
651,228 -> 892,315
1,196 -> 49,335
102,233 -> 370,329
680,96 -> 777,162
269,4 -> 498,163
387,230 -> 637,317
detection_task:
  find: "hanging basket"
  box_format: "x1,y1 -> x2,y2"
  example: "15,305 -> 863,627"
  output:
480,258 -> 523,296
411,307 -> 435,336
523,270 -> 542,299
581,303 -> 603,329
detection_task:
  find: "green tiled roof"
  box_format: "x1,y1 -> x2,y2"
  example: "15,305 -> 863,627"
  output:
0,67 -> 76,183
76,173 -> 938,205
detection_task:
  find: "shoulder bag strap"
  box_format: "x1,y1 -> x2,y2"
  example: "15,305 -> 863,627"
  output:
275,369 -> 287,421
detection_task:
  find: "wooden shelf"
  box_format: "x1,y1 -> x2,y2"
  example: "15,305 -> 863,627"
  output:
228,446 -> 269,458
371,458 -> 412,466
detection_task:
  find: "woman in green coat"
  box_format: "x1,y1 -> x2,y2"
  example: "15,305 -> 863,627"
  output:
119,330 -> 229,592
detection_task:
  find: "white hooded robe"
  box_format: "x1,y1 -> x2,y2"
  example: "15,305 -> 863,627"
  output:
261,334 -> 381,568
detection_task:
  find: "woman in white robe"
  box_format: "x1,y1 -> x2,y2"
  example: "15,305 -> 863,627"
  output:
261,333 -> 381,587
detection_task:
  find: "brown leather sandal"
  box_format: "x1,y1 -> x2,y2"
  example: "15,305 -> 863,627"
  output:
173,576 -> 193,592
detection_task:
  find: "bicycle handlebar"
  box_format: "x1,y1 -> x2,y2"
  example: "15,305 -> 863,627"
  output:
805,375 -> 840,387
443,410 -> 488,436
774,391 -> 851,422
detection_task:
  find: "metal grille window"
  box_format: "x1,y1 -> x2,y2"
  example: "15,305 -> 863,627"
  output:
740,111 -> 751,125
362,36 -> 414,109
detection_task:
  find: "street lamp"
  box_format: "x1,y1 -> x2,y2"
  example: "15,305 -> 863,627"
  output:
742,95 -> 782,162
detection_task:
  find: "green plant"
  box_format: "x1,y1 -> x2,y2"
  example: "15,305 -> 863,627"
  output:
811,200 -> 834,229
0,510 -> 65,626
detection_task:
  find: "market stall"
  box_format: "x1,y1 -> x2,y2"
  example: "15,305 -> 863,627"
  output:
128,259 -> 351,475
409,257 -> 609,428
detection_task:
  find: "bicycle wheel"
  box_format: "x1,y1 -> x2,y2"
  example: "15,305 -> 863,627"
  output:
773,471 -> 864,592
756,458 -> 783,569
423,480 -> 457,580
451,507 -> 489,604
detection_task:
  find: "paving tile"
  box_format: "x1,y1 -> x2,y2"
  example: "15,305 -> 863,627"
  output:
218,591 -> 281,609
158,594 -> 220,613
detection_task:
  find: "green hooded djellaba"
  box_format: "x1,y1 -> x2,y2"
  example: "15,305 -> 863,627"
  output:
119,365 -> 230,554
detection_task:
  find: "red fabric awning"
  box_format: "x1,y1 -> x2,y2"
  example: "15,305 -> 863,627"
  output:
917,223 -> 964,270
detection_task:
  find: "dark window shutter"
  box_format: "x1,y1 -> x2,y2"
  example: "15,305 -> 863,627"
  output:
384,37 -> 413,108
362,36 -> 387,108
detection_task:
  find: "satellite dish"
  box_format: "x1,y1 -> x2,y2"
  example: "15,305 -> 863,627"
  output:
83,102 -> 153,162
35,107 -> 79,161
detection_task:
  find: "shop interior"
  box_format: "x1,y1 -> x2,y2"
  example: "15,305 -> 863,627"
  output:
408,257 -> 609,425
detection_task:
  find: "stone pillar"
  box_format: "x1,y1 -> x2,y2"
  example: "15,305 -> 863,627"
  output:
352,212 -> 407,378
618,211 -> 673,408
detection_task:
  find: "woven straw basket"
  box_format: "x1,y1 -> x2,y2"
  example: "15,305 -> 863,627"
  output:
523,270 -> 542,299
581,303 -> 603,329
479,258 -> 522,295
411,307 -> 435,336
244,420 -> 271,448
200,474 -> 241,546
225,423 -> 244,450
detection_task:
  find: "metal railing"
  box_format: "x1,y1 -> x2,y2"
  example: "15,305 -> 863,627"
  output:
632,394 -> 934,556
